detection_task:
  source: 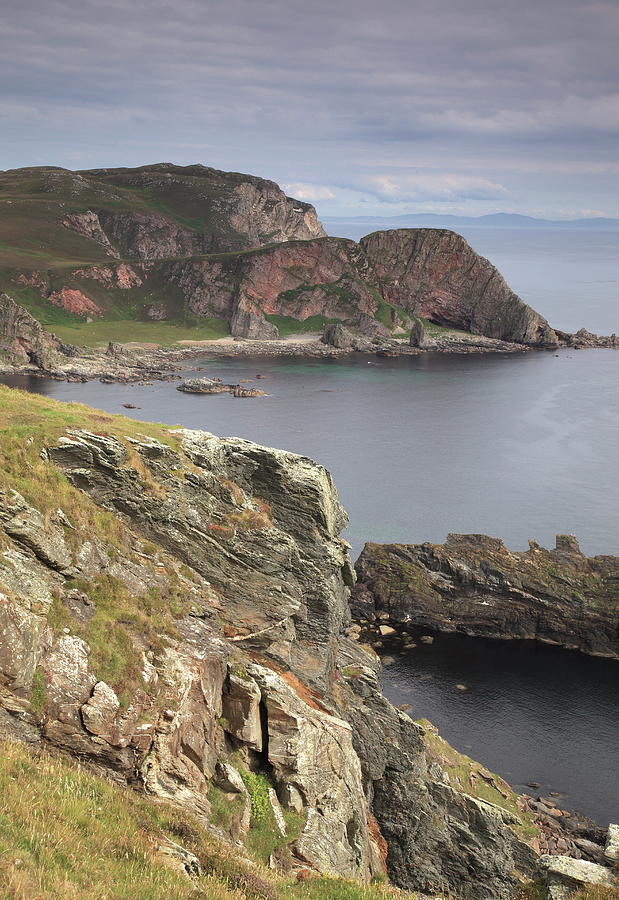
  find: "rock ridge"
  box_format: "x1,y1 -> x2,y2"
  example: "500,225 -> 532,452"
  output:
353,533 -> 619,658
0,388 -> 566,899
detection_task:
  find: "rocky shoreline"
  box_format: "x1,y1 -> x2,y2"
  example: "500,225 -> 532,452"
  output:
352,533 -> 619,660
3,325 -> 616,388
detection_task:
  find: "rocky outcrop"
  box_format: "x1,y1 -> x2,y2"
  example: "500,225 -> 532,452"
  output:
38,229 -> 570,346
322,323 -> 356,349
63,163 -> 326,256
0,293 -> 76,368
555,328 -> 618,349
409,316 -> 430,348
176,378 -> 267,397
0,390 -> 554,899
539,855 -> 617,900
361,229 -> 559,347
353,534 -> 619,658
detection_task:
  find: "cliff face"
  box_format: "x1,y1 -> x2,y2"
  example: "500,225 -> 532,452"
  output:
0,387 -> 541,900
361,229 -> 559,346
353,534 -> 619,658
0,162 -> 576,347
0,292 -> 76,368
13,226 -> 562,345
0,163 -> 325,280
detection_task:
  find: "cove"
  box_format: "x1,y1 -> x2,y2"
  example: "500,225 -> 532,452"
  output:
2,347 -> 618,825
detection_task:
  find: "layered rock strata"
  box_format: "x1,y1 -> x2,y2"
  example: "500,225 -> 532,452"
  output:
0,293 -> 77,369
361,229 -> 559,346
0,392 -> 546,900
353,534 -> 619,658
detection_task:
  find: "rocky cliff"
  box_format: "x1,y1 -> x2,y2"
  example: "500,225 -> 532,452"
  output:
3,163 -> 608,349
353,534 -> 619,659
0,163 -> 324,264
2,229 -> 568,345
361,229 -> 559,346
0,386 -> 549,900
0,292 -> 77,368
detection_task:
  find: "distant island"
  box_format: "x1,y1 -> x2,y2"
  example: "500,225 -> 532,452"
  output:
324,211 -> 619,230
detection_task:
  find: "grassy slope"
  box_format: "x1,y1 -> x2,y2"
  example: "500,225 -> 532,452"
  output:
0,384 -> 406,900
0,741 -> 403,900
49,318 -> 230,346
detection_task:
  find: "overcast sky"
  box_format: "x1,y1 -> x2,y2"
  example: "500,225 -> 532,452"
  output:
2,0 -> 618,217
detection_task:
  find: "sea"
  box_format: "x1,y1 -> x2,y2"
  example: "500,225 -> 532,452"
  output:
2,225 -> 617,825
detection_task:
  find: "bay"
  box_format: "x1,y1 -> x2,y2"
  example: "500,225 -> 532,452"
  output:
2,225 -> 617,826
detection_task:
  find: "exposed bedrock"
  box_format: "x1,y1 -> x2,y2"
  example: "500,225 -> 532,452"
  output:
0,292 -> 78,368
361,228 -> 560,346
0,401 -> 546,900
62,162 -> 325,257
43,228 -> 566,346
353,533 -> 619,658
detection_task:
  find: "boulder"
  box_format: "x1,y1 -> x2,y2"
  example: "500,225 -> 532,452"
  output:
539,854 -> 617,900
605,823 -> 619,863
409,317 -> 430,349
322,323 -> 355,349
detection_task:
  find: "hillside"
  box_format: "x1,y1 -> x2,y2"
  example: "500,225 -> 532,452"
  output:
0,385 -> 551,900
0,163 -> 566,349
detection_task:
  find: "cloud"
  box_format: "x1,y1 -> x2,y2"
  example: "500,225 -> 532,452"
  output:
283,183 -> 336,201
1,0 -> 619,215
351,174 -> 509,203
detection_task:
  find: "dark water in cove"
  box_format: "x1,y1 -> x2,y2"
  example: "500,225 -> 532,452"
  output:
1,228 -> 617,825
379,631 -> 619,828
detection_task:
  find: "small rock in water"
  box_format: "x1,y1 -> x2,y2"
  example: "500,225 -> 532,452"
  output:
527,782 -> 541,789
420,635 -> 434,644
379,624 -> 397,636
455,683 -> 470,691
122,403 -> 140,409
382,656 -> 396,665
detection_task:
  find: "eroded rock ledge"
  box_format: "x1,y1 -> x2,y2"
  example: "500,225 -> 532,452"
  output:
352,533 -> 619,659
0,393 -> 557,900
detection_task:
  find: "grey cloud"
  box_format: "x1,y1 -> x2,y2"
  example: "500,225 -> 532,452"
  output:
1,0 -> 618,215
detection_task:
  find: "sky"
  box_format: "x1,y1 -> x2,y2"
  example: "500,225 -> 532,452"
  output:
2,0 -> 619,218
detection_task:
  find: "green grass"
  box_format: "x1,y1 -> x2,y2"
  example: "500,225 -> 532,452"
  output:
239,770 -> 305,864
49,317 -> 230,347
0,740 -> 242,900
418,720 -> 539,841
516,884 -> 619,900
264,314 -> 342,337
0,741 -> 408,900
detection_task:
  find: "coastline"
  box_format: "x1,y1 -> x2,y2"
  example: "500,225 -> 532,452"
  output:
0,329 -> 544,384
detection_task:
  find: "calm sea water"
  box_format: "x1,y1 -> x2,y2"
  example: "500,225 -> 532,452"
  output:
1,227 -> 617,824
380,630 -> 619,828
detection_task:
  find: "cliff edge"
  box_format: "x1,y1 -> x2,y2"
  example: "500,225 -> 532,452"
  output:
0,386 -> 549,900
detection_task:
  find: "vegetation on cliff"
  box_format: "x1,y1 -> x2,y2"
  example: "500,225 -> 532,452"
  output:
0,164 -> 570,349
0,740 -> 402,900
2,386 -> 615,900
